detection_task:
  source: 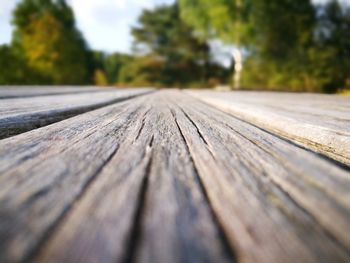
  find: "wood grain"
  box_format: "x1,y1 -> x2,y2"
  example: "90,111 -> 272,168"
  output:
130,94 -> 233,263
0,89 -> 349,263
169,91 -> 350,262
0,86 -> 115,99
0,88 -> 153,139
34,93 -> 234,263
187,90 -> 350,166
0,96 -> 150,262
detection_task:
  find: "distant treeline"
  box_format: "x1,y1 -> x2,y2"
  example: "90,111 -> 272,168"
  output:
0,0 -> 349,93
179,0 -> 350,93
0,0 -> 230,88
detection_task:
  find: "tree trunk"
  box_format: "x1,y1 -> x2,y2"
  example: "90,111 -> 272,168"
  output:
232,0 -> 243,90
232,48 -> 243,89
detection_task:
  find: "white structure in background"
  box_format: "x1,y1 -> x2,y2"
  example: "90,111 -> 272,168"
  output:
210,40 -> 244,91
233,48 -> 243,90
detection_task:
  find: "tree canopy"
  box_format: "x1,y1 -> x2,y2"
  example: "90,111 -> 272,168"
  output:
11,0 -> 91,84
129,3 -> 228,87
179,0 -> 350,92
0,45 -> 48,85
1,0 -> 349,92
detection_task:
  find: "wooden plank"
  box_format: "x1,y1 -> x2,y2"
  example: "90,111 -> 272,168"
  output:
33,103 -> 155,263
168,91 -> 350,262
0,90 -> 349,263
187,90 -> 350,166
128,96 -> 233,263
0,88 -> 153,139
0,96 -> 150,262
0,86 -> 115,99
35,94 -> 233,263
0,91 -> 233,263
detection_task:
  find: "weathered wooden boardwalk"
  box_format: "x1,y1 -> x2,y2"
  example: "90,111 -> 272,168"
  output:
0,87 -> 349,263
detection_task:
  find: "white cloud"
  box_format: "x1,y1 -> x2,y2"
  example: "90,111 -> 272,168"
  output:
0,0 -> 17,18
0,0 -> 19,45
66,0 -> 173,52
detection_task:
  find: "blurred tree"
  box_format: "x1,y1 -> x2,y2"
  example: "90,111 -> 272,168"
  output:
11,0 -> 90,84
242,0 -> 317,92
309,0 -> 350,92
119,56 -> 165,87
93,69 -> 108,86
131,3 -> 215,87
0,45 -> 48,84
179,0 -> 315,91
104,53 -> 134,84
178,0 -> 251,88
251,0 -> 315,60
92,51 -> 135,85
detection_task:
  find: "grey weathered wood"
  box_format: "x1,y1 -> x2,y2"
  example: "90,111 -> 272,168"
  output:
0,89 -> 349,263
0,86 -> 115,99
0,91 -> 233,263
187,90 -> 350,166
36,93 -> 233,263
0,96 -> 150,262
0,88 -> 153,139
34,101 -> 155,263
130,94 -> 232,263
170,91 -> 350,262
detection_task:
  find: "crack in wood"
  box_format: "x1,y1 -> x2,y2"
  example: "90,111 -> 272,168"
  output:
0,90 -> 155,140
134,108 -> 152,142
170,92 -> 350,262
0,89 -> 349,263
24,145 -> 121,263
0,104 -> 151,263
122,150 -> 154,263
179,108 -> 209,146
188,92 -> 350,167
170,108 -> 238,263
196,97 -> 350,172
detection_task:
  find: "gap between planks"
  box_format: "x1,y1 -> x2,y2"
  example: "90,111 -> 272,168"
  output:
33,95 -> 235,263
0,88 -> 154,139
186,90 -> 350,166
0,86 -> 116,99
0,90 -> 349,263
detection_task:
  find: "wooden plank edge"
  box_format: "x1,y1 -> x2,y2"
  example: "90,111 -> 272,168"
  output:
0,87 -> 116,99
187,93 -> 350,167
0,89 -> 155,140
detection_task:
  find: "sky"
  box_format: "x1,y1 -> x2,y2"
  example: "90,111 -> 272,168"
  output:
0,0 -> 347,54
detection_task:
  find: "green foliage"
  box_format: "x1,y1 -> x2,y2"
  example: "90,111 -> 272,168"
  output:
178,0 -> 251,44
249,0 -> 315,58
93,69 -> 108,86
104,53 -> 133,84
12,0 -> 75,30
0,45 -> 48,85
92,52 -> 135,85
10,0 -> 90,84
3,0 -> 348,92
129,3 -> 227,87
118,56 -> 165,87
179,0 -> 349,93
310,0 -> 350,92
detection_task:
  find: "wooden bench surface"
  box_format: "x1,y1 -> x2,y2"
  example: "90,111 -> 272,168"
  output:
0,87 -> 349,263
0,88 -> 153,139
0,86 -> 118,99
187,90 -> 350,166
